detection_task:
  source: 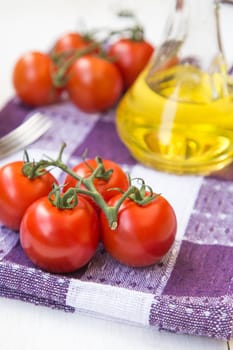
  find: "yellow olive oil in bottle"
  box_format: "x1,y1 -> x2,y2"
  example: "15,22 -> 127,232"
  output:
116,0 -> 233,174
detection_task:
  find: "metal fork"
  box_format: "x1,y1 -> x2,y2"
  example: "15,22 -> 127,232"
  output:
0,112 -> 52,160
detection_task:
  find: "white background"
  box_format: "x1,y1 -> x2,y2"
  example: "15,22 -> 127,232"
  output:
0,1 -> 232,349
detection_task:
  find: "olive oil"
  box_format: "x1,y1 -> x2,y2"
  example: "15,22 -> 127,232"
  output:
116,65 -> 233,174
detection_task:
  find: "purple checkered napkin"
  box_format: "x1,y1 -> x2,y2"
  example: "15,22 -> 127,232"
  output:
0,98 -> 232,341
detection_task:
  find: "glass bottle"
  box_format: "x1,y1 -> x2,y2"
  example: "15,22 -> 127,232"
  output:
116,0 -> 233,174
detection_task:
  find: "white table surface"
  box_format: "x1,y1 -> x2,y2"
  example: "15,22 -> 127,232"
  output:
0,1 -> 232,349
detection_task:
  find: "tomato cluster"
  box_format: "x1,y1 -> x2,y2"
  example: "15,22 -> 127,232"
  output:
12,16 -> 154,113
0,153 -> 177,273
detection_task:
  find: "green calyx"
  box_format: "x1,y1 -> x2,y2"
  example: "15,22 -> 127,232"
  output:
83,156 -> 113,181
48,184 -> 78,209
22,150 -> 48,179
127,177 -> 159,205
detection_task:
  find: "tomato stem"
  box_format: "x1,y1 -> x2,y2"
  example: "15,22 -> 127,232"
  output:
51,42 -> 101,88
50,15 -> 146,88
107,25 -> 144,42
22,144 -> 157,229
110,9 -> 145,41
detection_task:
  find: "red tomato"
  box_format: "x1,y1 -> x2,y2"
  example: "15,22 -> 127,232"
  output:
108,38 -> 154,88
100,194 -> 177,267
52,32 -> 92,54
13,51 -> 61,106
0,161 -> 57,231
66,55 -> 123,113
20,196 -> 100,273
64,159 -> 129,202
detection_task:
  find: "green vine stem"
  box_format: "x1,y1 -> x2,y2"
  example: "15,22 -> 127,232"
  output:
22,144 -> 156,229
51,42 -> 100,88
112,9 -> 145,41
49,10 -> 147,88
107,25 -> 144,41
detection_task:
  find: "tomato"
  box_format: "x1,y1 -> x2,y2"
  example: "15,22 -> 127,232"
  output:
108,38 -> 154,88
66,55 -> 123,113
13,51 -> 61,106
64,159 -> 129,202
52,32 -> 92,54
0,161 -> 57,231
20,196 -> 100,273
100,193 -> 177,267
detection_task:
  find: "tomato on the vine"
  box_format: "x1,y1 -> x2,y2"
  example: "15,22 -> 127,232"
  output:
100,193 -> 177,267
108,38 -> 154,88
66,55 -> 123,113
0,161 -> 57,231
64,158 -> 129,202
13,51 -> 61,106
20,195 -> 100,273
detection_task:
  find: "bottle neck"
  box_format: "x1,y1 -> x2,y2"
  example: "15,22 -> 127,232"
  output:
146,0 -> 230,102
163,0 -> 223,70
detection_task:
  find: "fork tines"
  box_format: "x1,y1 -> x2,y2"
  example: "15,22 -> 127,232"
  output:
0,112 -> 52,160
